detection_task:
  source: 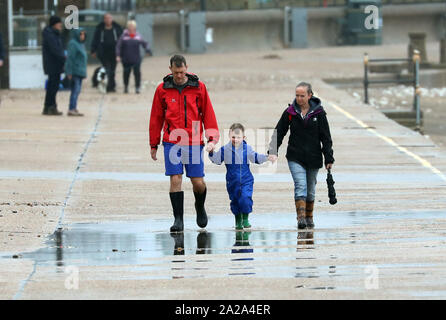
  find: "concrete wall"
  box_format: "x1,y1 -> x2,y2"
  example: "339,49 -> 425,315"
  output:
145,4 -> 446,55
9,50 -> 45,89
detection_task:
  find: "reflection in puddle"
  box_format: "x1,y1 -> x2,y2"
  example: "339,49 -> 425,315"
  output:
2,211 -> 446,289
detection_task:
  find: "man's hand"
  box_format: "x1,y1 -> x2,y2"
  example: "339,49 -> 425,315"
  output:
205,142 -> 216,153
326,163 -> 333,170
67,74 -> 72,80
0,60 -> 3,67
151,148 -> 157,161
268,155 -> 278,163
91,52 -> 96,58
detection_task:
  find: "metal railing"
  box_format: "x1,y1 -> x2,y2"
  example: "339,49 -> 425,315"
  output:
363,50 -> 422,130
133,0 -> 446,12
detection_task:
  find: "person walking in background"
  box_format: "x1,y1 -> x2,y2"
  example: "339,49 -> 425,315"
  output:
116,20 -> 152,94
0,32 -> 4,68
65,28 -> 87,117
91,13 -> 122,93
42,16 -> 65,116
268,82 -> 334,230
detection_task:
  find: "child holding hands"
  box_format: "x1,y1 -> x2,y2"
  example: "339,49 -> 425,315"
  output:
209,123 -> 274,230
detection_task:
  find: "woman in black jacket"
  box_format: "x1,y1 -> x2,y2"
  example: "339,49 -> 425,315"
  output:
268,82 -> 334,229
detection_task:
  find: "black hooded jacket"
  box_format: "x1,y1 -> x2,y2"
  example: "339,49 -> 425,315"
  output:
0,32 -> 4,61
90,21 -> 123,59
268,96 -> 334,169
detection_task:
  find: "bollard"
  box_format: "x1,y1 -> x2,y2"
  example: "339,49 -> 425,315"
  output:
412,50 -> 421,131
179,10 -> 186,52
364,53 -> 369,104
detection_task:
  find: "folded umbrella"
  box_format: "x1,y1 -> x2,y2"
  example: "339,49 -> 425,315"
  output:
326,169 -> 337,205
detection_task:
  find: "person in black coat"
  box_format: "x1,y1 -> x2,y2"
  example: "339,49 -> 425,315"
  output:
90,13 -> 122,93
42,16 -> 65,115
0,32 -> 4,68
268,82 -> 334,230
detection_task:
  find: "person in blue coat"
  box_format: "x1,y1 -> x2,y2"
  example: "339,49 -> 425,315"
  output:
209,123 -> 271,230
65,28 -> 87,116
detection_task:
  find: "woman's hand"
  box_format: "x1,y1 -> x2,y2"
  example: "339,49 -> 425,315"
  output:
326,163 -> 333,170
268,155 -> 278,163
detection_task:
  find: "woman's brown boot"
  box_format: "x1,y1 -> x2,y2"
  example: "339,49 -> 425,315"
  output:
305,201 -> 315,229
295,199 -> 307,229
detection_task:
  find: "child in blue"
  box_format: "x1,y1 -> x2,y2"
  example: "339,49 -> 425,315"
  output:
209,123 -> 270,230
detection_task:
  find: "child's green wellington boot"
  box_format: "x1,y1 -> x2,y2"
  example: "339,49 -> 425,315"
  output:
235,214 -> 244,230
242,213 -> 251,229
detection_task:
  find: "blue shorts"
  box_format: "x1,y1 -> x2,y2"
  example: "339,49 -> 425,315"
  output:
163,142 -> 205,178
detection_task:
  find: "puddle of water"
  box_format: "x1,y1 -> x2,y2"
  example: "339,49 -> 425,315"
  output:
2,211 -> 445,282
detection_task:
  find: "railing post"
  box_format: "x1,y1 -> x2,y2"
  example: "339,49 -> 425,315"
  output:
179,10 -> 186,52
284,6 -> 290,48
364,52 -> 369,104
413,49 -> 421,131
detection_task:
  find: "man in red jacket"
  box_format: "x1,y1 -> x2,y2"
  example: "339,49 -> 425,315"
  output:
149,55 -> 219,233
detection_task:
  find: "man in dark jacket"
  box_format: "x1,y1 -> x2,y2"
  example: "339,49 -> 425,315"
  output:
0,32 -> 4,68
91,13 -> 122,93
42,16 -> 65,115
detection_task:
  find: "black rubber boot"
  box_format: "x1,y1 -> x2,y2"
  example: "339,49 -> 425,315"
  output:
48,105 -> 63,116
169,191 -> 184,233
170,232 -> 184,255
194,188 -> 208,228
42,105 -> 50,115
196,232 -> 210,254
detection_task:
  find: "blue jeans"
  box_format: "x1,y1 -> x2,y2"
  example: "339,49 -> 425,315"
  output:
287,160 -> 319,202
69,76 -> 83,111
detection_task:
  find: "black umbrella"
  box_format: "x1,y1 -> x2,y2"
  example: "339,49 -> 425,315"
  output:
326,169 -> 337,205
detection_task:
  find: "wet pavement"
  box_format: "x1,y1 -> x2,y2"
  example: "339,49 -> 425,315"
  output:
3,211 -> 446,298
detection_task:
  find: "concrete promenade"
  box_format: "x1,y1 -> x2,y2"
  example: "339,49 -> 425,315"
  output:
0,43 -> 445,299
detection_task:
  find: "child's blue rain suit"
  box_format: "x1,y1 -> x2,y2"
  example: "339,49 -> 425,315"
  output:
209,141 -> 268,215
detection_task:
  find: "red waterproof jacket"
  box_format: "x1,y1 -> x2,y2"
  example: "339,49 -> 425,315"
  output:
149,73 -> 219,148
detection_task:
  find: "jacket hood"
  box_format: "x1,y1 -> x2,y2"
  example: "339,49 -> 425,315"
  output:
287,96 -> 324,116
71,28 -> 86,43
163,73 -> 199,89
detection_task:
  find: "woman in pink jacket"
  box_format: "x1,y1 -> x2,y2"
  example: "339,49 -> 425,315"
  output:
116,20 -> 152,94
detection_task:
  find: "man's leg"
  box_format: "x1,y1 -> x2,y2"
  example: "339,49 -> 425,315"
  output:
103,56 -> 116,92
186,144 -> 208,228
169,174 -> 184,233
191,177 -> 208,228
43,73 -> 62,115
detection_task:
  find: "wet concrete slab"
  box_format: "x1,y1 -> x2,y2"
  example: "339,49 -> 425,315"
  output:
3,211 -> 446,288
